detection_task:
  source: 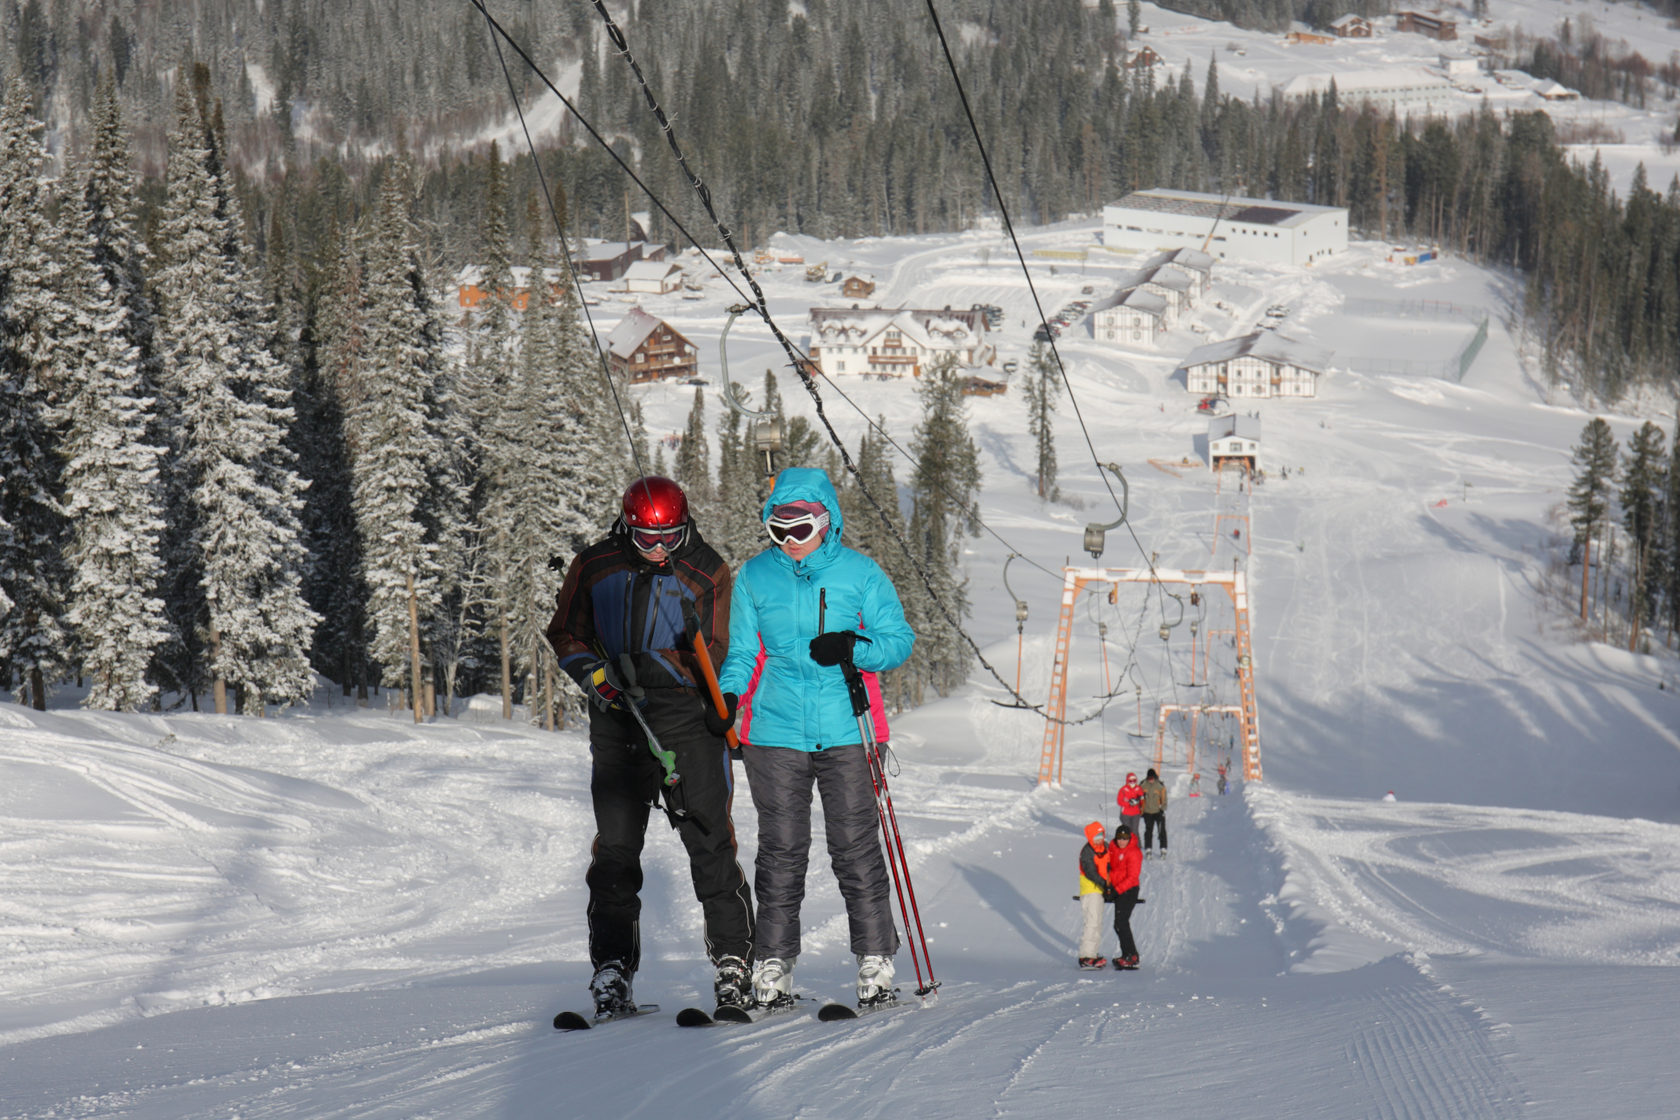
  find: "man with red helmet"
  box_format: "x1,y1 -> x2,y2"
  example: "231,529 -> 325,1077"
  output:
546,476 -> 755,1019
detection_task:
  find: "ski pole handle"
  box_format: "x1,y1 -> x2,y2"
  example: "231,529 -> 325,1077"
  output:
683,601 -> 738,749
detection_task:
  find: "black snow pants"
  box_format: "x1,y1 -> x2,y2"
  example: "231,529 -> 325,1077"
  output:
585,697 -> 755,972
741,742 -> 899,961
1143,811 -> 1167,852
1112,886 -> 1139,960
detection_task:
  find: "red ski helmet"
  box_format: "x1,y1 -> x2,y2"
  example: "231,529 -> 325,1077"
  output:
622,476 -> 690,553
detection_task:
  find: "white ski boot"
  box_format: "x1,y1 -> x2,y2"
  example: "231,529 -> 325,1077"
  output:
751,956 -> 796,1009
856,954 -> 896,1008
589,960 -> 635,1017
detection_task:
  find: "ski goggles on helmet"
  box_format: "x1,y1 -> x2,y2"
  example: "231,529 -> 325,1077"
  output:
630,523 -> 688,553
765,508 -> 830,544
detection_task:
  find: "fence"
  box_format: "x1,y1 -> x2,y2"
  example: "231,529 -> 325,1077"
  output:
1340,298 -> 1491,383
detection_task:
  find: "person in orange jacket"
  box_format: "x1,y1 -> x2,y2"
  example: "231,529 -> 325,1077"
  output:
1106,823 -> 1143,969
1116,772 -> 1145,834
1076,822 -> 1113,968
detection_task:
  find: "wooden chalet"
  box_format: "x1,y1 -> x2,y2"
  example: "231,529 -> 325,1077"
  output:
606,307 -> 698,383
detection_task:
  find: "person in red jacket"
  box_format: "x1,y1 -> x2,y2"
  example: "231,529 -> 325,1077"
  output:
1105,823 -> 1143,969
1116,772 -> 1144,834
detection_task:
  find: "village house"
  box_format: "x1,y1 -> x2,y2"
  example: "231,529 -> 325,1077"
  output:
1396,10 -> 1458,41
1330,14 -> 1373,38
605,307 -> 698,383
1092,288 -> 1171,343
622,260 -> 684,294
842,276 -> 877,300
807,306 -> 995,378
1144,247 -> 1216,299
455,265 -> 567,311
1287,31 -> 1336,46
1181,332 -> 1332,399
1207,414 -> 1263,473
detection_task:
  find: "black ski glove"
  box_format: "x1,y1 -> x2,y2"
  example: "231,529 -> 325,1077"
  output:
583,659 -> 638,713
809,630 -> 869,667
703,692 -> 739,737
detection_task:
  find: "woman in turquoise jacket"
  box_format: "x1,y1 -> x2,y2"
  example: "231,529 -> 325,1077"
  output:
713,468 -> 914,1009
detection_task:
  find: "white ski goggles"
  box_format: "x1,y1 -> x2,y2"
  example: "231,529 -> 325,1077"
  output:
765,509 -> 829,544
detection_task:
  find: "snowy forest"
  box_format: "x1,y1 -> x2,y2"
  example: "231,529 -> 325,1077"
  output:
6,0 -> 1680,720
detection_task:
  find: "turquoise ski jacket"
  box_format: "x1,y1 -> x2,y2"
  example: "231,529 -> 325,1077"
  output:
718,468 -> 914,751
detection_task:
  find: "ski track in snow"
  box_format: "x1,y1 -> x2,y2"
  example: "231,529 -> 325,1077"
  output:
11,207 -> 1680,1116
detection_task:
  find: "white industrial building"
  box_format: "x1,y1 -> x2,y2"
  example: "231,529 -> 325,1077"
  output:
1103,189 -> 1347,267
1274,67 -> 1459,115
1182,332 -> 1332,399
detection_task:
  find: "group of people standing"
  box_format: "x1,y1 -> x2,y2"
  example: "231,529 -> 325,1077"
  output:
1078,767 -> 1170,970
545,469 -> 913,1017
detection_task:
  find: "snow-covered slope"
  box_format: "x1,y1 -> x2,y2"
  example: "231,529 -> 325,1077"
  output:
4,219 -> 1680,1118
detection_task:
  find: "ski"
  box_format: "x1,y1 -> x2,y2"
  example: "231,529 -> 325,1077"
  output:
552,1002 -> 661,1031
676,997 -> 809,1027
817,993 -> 912,1021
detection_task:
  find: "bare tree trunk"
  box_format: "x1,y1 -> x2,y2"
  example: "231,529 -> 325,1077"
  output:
1579,532 -> 1591,621
499,607 -> 513,721
210,626 -> 228,715
406,569 -> 424,724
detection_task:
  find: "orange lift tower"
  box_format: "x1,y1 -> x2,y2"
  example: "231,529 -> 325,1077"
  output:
1036,566 -> 1262,787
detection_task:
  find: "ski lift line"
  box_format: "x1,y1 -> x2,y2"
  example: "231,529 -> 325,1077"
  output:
477,0 -> 1159,624
475,1 -> 648,479
922,0 -> 1135,537
573,0 -> 1078,718
480,2 -> 1170,719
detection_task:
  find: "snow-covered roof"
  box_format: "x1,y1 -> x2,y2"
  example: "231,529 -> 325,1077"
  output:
1182,331 -> 1333,371
623,260 -> 680,282
1275,67 -> 1452,99
1108,188 -> 1343,228
605,306 -> 665,358
809,306 -> 986,350
1208,414 -> 1262,442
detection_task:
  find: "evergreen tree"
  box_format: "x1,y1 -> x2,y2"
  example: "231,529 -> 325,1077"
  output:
349,163 -> 460,720
307,220 -> 373,700
675,385 -> 712,502
1023,342 -> 1060,500
1667,418 -> 1680,645
58,112 -> 170,711
1620,421 -> 1667,650
0,77 -> 72,709
153,77 -> 319,715
1567,417 -> 1619,623
908,357 -> 981,696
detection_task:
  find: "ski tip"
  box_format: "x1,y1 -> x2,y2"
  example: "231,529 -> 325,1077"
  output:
712,1005 -> 755,1024
816,1002 -> 859,1021
675,1006 -> 715,1027
553,1011 -> 591,1031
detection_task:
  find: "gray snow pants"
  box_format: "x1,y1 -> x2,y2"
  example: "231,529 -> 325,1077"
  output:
741,742 -> 899,961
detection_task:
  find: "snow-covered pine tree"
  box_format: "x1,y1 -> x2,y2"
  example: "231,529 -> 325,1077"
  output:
57,102 -> 171,712
1567,417 -> 1619,624
349,162 -> 460,721
0,78 -> 73,709
675,386 -> 712,504
307,220 -> 373,700
1023,341 -> 1060,500
711,388 -> 770,567
908,356 -> 981,696
153,77 -> 319,716
1620,421 -> 1668,652
837,423 -> 919,712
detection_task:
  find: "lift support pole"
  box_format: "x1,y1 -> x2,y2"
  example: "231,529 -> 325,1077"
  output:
1036,566 -> 1263,787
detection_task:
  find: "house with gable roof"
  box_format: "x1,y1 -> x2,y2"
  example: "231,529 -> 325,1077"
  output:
807,306 -> 995,378
605,307 -> 698,383
1181,332 -> 1332,399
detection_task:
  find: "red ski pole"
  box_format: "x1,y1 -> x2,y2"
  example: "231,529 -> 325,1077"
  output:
842,656 -> 940,999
